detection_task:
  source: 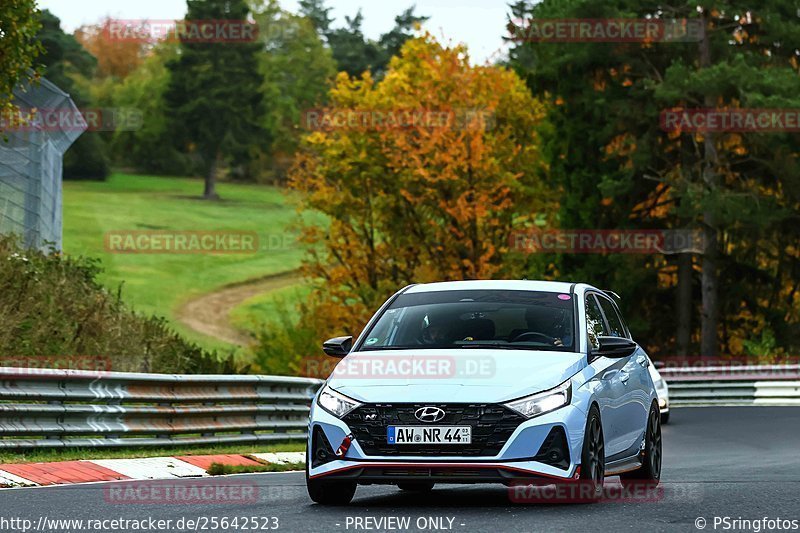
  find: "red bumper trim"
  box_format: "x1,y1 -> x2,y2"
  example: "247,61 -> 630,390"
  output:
309,461 -> 572,481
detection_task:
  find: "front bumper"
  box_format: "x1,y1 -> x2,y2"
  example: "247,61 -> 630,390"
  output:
309,460 -> 579,485
308,401 -> 588,484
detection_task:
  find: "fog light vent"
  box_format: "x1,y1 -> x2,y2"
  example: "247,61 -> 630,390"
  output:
534,426 -> 570,470
312,425 -> 337,468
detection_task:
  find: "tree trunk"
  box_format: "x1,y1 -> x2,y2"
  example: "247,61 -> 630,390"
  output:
698,11 -> 719,359
676,252 -> 692,356
204,152 -> 220,200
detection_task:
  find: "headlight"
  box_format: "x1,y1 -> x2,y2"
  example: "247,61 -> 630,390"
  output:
317,385 -> 361,418
504,380 -> 572,418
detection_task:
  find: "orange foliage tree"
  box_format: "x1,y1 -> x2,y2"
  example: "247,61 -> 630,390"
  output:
288,33 -> 553,341
75,18 -> 147,79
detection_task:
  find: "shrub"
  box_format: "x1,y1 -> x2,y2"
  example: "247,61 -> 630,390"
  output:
0,234 -> 236,373
249,298 -> 323,377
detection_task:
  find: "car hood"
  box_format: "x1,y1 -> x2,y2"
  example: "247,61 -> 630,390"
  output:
328,348 -> 586,403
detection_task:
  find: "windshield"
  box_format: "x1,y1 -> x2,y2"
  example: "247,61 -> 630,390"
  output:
358,289 -> 575,351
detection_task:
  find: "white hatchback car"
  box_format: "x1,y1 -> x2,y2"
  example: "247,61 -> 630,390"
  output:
306,280 -> 663,505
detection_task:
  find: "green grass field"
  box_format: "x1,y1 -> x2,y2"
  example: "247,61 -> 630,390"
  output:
229,283 -> 311,334
62,173 -> 313,351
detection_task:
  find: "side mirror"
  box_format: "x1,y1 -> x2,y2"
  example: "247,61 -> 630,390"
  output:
322,336 -> 353,358
593,336 -> 638,358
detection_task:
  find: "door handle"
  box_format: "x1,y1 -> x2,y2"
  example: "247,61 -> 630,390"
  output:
636,355 -> 649,368
619,371 -> 630,384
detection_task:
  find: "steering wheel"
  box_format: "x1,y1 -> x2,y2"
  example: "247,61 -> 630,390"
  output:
510,331 -> 557,344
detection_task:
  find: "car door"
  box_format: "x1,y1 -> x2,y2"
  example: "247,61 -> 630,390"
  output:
584,293 -> 630,458
596,295 -> 649,456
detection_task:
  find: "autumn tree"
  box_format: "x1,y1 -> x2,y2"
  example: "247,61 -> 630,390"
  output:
287,33 -> 552,343
74,17 -> 146,80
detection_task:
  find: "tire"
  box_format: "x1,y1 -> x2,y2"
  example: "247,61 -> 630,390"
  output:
661,411 -> 670,425
621,403 -> 662,488
579,404 -> 605,502
397,481 -> 434,492
306,461 -> 357,505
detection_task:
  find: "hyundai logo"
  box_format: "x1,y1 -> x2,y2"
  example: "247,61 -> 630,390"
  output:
414,406 -> 446,423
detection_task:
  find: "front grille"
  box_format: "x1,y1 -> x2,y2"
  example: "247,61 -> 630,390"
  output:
342,403 -> 525,456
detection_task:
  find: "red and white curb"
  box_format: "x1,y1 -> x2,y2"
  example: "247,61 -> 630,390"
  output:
0,452 -> 305,489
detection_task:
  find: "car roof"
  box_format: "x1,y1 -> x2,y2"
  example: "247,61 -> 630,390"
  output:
404,279 -> 581,294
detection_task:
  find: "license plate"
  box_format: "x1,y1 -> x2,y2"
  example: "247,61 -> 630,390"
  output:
387,426 -> 471,445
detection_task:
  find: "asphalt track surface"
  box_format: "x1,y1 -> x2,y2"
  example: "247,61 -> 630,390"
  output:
2,407 -> 799,533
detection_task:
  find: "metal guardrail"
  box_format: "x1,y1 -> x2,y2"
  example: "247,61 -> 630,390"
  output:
2,363 -> 798,448
0,367 -> 323,448
660,364 -> 800,407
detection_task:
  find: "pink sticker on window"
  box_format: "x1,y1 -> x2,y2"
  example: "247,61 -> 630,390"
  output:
558,294 -> 571,300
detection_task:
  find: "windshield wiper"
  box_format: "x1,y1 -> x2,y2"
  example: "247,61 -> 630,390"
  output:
359,343 -> 560,351
359,346 -> 414,351
457,343 -> 552,350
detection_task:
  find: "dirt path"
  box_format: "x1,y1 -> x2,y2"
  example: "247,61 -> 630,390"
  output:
176,270 -> 301,346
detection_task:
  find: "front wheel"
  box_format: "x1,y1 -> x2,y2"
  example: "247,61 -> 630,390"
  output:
579,404 -> 605,502
621,403 -> 662,488
306,462 -> 356,505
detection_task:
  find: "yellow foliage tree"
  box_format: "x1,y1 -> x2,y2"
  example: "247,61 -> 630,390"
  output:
287,34 -> 553,342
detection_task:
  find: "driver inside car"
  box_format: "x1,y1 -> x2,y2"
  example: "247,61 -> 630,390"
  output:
509,306 -> 566,346
420,315 -> 453,345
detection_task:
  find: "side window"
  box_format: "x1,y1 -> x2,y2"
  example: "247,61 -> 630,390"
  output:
585,295 -> 605,350
597,296 -> 627,338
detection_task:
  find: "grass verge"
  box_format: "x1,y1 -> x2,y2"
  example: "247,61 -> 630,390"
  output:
0,441 -> 305,465
207,462 -> 305,475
